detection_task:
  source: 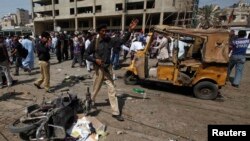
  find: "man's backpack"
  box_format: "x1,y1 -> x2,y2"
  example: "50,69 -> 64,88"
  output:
20,46 -> 28,58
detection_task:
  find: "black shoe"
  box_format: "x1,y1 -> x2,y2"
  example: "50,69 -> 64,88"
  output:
12,80 -> 18,85
232,84 -> 239,88
34,83 -> 42,89
112,115 -> 124,121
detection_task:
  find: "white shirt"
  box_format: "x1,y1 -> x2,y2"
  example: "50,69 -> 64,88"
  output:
130,41 -> 144,52
85,39 -> 91,50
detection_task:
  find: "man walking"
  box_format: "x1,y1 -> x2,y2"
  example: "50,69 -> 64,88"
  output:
21,35 -> 35,73
85,19 -> 138,121
34,32 -> 52,93
0,35 -> 15,88
227,30 -> 250,88
11,36 -> 23,76
110,32 -> 122,70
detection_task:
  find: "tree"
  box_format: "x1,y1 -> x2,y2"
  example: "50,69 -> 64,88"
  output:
196,5 -> 221,29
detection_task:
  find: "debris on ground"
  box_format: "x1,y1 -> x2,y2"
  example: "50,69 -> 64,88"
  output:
62,75 -> 92,83
132,88 -> 147,99
116,130 -> 126,135
68,114 -> 107,141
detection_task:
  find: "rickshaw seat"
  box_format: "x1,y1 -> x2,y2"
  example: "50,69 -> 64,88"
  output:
180,59 -> 201,67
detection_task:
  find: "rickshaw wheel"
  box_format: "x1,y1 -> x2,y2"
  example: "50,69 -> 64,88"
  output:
124,71 -> 138,85
193,81 -> 218,100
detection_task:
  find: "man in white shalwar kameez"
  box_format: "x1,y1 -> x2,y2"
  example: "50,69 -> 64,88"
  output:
154,34 -> 170,61
21,35 -> 34,72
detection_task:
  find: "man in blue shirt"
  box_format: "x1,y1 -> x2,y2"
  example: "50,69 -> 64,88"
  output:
228,30 -> 250,88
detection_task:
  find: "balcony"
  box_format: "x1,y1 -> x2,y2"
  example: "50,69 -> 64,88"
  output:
33,0 -> 51,5
34,16 -> 53,21
34,5 -> 53,12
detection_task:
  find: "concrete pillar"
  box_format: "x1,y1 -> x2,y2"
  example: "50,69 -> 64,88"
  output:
30,0 -> 34,20
142,13 -> 146,33
122,0 -> 126,31
93,17 -> 96,31
122,14 -> 125,31
75,18 -> 78,31
53,20 -> 57,31
93,0 -> 96,31
30,0 -> 35,35
142,0 -> 147,33
160,0 -> 164,25
52,0 -> 56,31
74,0 -> 78,31
160,12 -> 164,25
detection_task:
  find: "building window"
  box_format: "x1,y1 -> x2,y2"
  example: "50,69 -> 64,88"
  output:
55,0 -> 59,4
147,0 -> 155,9
77,6 -> 93,14
116,3 -> 123,11
58,21 -> 70,28
172,0 -> 175,7
127,2 -> 144,10
70,0 -> 74,2
78,21 -> 89,28
70,8 -> 75,15
95,5 -> 102,13
55,10 -> 59,16
112,18 -> 121,26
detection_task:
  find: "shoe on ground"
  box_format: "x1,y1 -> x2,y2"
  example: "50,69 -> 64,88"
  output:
71,66 -> 75,68
34,83 -> 42,89
8,80 -> 18,87
231,84 -> 239,88
112,115 -> 124,121
12,80 -> 18,85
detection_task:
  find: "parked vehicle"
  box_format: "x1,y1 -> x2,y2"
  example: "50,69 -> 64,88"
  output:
124,25 -> 230,100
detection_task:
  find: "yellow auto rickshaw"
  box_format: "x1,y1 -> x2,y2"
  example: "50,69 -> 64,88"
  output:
124,25 -> 229,100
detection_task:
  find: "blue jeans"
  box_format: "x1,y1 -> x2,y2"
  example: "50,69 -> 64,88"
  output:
111,53 -> 120,69
227,55 -> 246,85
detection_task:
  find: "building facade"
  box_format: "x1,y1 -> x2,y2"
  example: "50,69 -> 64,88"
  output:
31,0 -> 195,34
1,14 -> 17,29
16,8 -> 30,26
220,0 -> 250,28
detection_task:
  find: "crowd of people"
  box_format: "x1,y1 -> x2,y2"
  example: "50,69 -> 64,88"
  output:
1,21 -> 250,121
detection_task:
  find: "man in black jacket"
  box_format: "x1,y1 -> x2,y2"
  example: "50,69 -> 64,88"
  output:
11,36 -> 23,76
34,32 -> 52,93
85,19 -> 138,121
0,35 -> 15,88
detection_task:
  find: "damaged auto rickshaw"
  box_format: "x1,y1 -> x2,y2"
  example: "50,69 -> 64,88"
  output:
124,25 -> 229,100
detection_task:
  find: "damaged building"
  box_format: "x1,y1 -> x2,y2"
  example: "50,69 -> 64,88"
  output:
31,0 -> 198,34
